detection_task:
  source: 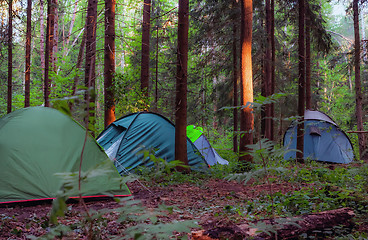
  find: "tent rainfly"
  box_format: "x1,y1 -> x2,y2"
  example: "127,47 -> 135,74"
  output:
283,110 -> 355,164
187,125 -> 229,166
97,112 -> 208,174
0,107 -> 131,204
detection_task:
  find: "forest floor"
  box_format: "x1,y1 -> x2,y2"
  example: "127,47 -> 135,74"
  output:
0,176 -> 367,239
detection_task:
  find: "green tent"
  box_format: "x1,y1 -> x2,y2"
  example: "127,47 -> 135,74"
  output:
0,107 -> 131,204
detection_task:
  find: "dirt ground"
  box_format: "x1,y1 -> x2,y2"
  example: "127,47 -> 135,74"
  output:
0,179 -> 365,239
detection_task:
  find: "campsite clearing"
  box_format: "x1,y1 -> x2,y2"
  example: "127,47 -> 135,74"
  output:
0,170 -> 367,239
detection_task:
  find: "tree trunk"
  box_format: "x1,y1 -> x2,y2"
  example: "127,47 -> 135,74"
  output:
239,0 -> 254,163
193,208 -> 355,240
270,0 -> 275,141
175,0 -> 190,171
264,0 -> 272,140
141,0 -> 151,98
25,0 -> 32,107
305,5 -> 311,110
40,0 -> 45,80
353,0 -> 367,160
297,0 -> 305,163
232,0 -> 239,153
44,0 -> 56,107
52,0 -> 58,71
84,0 -> 98,132
7,0 -> 12,113
155,25 -> 159,110
104,0 -> 116,127
70,28 -> 86,111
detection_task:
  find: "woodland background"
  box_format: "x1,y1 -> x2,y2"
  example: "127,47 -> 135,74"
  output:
1,0 -> 366,157
2,0 -> 368,239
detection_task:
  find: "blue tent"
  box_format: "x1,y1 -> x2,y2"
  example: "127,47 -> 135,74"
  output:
97,112 -> 208,174
187,125 -> 229,166
283,110 -> 354,164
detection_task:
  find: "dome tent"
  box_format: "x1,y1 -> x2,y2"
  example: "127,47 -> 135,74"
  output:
187,125 -> 229,166
283,110 -> 355,164
97,112 -> 208,174
0,107 -> 131,204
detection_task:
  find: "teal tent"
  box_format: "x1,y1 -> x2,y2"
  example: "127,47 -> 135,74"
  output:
187,125 -> 229,166
97,112 -> 208,174
0,107 -> 131,204
283,110 -> 354,164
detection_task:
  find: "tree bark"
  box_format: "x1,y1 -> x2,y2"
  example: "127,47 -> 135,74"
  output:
305,5 -> 311,110
52,0 -> 58,71
270,0 -> 275,141
232,0 -> 238,153
40,0 -> 45,80
353,0 -> 367,160
84,0 -> 98,132
155,25 -> 159,110
7,0 -> 12,113
44,0 -> 56,107
25,0 -> 32,107
297,0 -> 305,163
104,0 -> 116,127
141,0 -> 151,98
239,0 -> 254,163
192,208 -> 355,240
70,27 -> 86,111
263,0 -> 272,140
175,0 -> 190,171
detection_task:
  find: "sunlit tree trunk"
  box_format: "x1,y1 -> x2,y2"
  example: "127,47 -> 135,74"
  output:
297,0 -> 305,163
175,0 -> 190,171
239,0 -> 254,163
7,0 -> 12,113
141,0 -> 151,98
84,0 -> 98,132
104,0 -> 116,127
353,0 -> 367,160
25,0 -> 32,107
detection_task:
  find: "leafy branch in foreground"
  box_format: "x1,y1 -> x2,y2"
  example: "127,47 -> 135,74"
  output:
29,163 -> 198,239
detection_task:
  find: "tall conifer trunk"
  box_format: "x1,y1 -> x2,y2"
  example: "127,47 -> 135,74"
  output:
141,0 -> 151,98
175,0 -> 190,170
239,0 -> 254,163
270,0 -> 275,140
25,0 -> 32,107
233,25 -> 238,152
305,6 -> 311,110
297,0 -> 305,163
7,0 -> 12,113
40,0 -> 45,80
353,0 -> 367,160
104,0 -> 116,127
44,0 -> 56,107
263,0 -> 272,140
232,0 -> 238,153
84,0 -> 98,132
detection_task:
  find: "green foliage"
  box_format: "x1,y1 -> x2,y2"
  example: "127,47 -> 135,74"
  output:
114,73 -> 151,114
29,161 -> 197,239
137,149 -> 190,178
